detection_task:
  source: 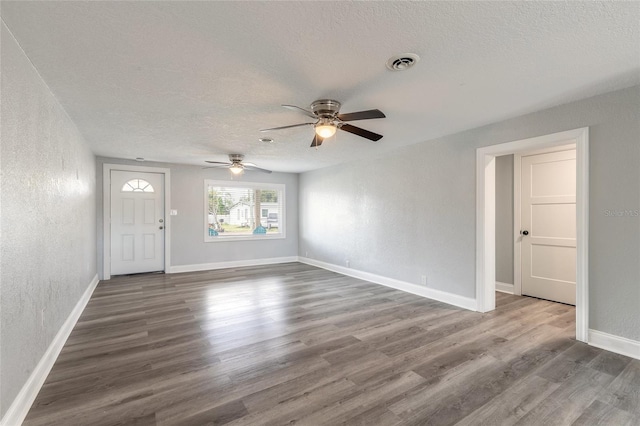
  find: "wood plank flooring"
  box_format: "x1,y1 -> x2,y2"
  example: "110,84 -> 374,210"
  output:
23,263 -> 639,425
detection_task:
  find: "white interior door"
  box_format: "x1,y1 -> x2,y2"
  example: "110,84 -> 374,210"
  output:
520,149 -> 576,305
110,170 -> 165,275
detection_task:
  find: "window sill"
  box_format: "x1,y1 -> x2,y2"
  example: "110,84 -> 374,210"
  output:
204,233 -> 286,243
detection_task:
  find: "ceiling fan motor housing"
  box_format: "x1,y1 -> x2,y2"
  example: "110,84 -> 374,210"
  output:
228,154 -> 245,163
311,99 -> 341,118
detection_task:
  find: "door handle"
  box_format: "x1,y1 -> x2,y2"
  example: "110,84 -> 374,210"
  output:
520,230 -> 529,236
159,226 -> 164,230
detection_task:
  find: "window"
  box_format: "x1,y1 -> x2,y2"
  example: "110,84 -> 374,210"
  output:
121,179 -> 154,192
205,180 -> 285,241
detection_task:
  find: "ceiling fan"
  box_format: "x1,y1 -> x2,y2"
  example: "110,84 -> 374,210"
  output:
261,99 -> 385,147
205,154 -> 272,174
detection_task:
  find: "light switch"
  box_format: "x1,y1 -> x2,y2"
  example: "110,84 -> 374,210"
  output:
170,209 -> 178,216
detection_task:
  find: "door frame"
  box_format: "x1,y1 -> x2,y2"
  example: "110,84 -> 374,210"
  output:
513,143 -> 577,297
475,127 -> 589,342
103,163 -> 171,280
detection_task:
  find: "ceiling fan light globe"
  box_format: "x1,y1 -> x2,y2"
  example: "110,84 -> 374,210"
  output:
229,165 -> 244,175
315,124 -> 337,138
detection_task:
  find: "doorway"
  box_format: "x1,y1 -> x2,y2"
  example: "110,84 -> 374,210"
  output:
476,127 -> 589,342
102,164 -> 171,280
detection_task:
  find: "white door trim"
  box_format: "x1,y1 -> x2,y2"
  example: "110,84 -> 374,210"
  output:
513,144 -> 577,298
513,152 -> 522,296
476,127 -> 589,342
103,163 -> 171,280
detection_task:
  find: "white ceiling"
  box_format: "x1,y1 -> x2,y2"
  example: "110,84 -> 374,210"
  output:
2,1 -> 639,173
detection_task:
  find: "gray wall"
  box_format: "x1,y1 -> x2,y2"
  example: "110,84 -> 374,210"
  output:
0,23 -> 97,417
495,155 -> 514,285
299,85 -> 640,342
96,157 -> 298,275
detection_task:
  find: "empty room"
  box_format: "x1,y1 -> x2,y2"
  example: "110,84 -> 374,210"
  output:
1,1 -> 639,425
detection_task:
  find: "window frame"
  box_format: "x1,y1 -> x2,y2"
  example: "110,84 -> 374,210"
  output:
204,179 -> 286,242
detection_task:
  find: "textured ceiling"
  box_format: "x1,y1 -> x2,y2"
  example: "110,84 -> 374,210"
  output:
2,1 -> 639,173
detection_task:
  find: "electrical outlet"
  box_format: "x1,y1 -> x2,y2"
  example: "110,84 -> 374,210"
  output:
421,275 -> 427,286
346,260 -> 350,268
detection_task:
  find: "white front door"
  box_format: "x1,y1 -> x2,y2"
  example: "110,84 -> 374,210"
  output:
520,149 -> 576,305
110,170 -> 165,275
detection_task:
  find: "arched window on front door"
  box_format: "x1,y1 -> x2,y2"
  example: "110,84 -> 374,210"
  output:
121,179 -> 154,193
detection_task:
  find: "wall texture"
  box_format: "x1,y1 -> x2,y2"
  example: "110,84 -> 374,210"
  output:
299,85 -> 640,342
0,23 -> 97,417
495,155 -> 514,285
95,157 -> 298,275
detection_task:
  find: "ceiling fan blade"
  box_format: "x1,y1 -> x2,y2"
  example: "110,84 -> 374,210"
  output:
338,109 -> 386,122
243,165 -> 272,174
339,124 -> 383,141
260,123 -> 314,132
310,134 -> 324,147
204,161 -> 232,166
282,104 -> 317,119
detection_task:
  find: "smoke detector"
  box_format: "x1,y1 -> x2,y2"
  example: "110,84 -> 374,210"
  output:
386,53 -> 420,71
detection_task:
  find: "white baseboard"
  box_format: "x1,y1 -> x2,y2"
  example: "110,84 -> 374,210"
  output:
1,274 -> 100,426
168,256 -> 299,274
298,257 -> 476,311
589,329 -> 640,360
495,281 -> 515,294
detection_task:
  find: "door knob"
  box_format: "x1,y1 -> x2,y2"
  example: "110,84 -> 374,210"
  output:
521,230 -> 529,236
159,226 -> 164,230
